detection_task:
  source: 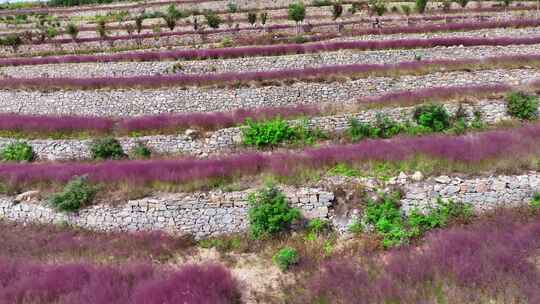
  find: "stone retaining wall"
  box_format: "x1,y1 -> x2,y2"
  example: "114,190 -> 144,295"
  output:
401,173 -> 540,213
0,98 -> 514,160
0,68 -> 533,117
0,186 -> 334,239
4,43 -> 540,78
5,19 -> 539,57
1,173 -> 539,238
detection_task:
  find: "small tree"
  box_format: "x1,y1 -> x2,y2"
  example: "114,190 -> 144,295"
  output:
415,0 -> 428,13
260,11 -> 268,25
332,1 -> 343,20
401,5 -> 411,24
204,10 -> 222,29
455,0 -> 468,8
65,22 -> 79,42
248,185 -> 301,239
332,1 -> 343,32
227,2 -> 238,13
96,18 -> 107,45
135,14 -> 145,34
124,23 -> 135,37
50,176 -> 97,212
288,2 -> 306,35
247,11 -> 257,27
163,14 -> 177,31
2,34 -> 22,52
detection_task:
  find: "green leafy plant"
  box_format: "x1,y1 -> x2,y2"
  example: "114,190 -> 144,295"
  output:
415,0 -> 428,13
89,137 -> 126,160
65,22 -> 79,41
1,34 -> 22,52
227,2 -> 238,13
273,247 -> 299,271
413,103 -> 451,132
242,118 -> 296,148
204,10 -> 222,29
329,163 -> 362,177
529,192 -> 540,209
408,198 -> 472,237
347,118 -> 372,141
49,176 -> 97,212
506,91 -> 539,121
373,113 -> 403,138
347,218 -> 363,234
131,142 -> 151,159
248,185 -> 301,239
307,218 -> 329,234
455,0 -> 468,8
1,141 -> 34,162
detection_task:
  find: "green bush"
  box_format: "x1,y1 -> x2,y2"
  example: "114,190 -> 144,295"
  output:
49,176 -> 97,212
89,137 -> 125,160
408,198 -> 472,237
288,2 -> 306,24
242,118 -> 326,148
307,218 -> 329,234
364,193 -> 471,248
347,218 -> 363,234
364,193 -> 407,248
506,91 -> 539,121
1,141 -> 34,162
413,103 -> 451,132
415,0 -> 428,13
328,163 -> 362,177
529,192 -> 540,209
273,247 -> 299,270
248,185 -> 301,239
373,113 -> 403,138
242,118 -> 296,148
347,118 -> 372,142
131,142 -> 151,159
204,10 -> 222,29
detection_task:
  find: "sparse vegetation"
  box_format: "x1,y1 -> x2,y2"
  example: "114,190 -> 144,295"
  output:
0,141 -> 34,162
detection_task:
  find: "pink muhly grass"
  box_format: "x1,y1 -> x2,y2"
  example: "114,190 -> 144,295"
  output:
0,260 -> 238,304
303,213 -> 540,303
1,124 -> 540,186
3,30 -> 540,67
117,104 -> 320,132
2,54 -> 540,90
0,114 -> 115,135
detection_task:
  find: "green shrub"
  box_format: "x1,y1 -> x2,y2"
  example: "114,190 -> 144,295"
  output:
242,118 -> 326,148
347,118 -> 372,141
312,0 -> 332,6
49,176 -> 97,212
242,118 -> 296,148
307,218 -> 329,234
364,193 -> 408,248
328,163 -> 362,177
248,185 -> 301,239
413,103 -> 451,132
1,141 -> 34,162
529,192 -> 540,209
364,194 -> 471,248
347,218 -> 363,234
89,137 -> 125,160
373,113 -> 403,138
273,247 -> 299,270
415,0 -> 428,13
408,198 -> 472,237
204,10 -> 222,29
131,142 -> 151,159
506,91 -> 539,120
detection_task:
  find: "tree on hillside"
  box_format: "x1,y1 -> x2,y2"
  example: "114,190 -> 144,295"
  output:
455,0 -> 468,8
415,0 -> 428,13
288,2 -> 306,35
65,22 -> 79,42
332,1 -> 343,32
247,11 -> 257,27
96,18 -> 108,46
204,10 -> 222,29
135,14 -> 145,34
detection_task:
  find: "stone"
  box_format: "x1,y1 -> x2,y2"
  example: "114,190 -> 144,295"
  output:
411,171 -> 424,181
14,190 -> 41,203
184,129 -> 200,139
435,176 -> 451,184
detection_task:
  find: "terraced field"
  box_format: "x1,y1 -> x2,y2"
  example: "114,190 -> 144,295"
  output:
1,0 -> 540,303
